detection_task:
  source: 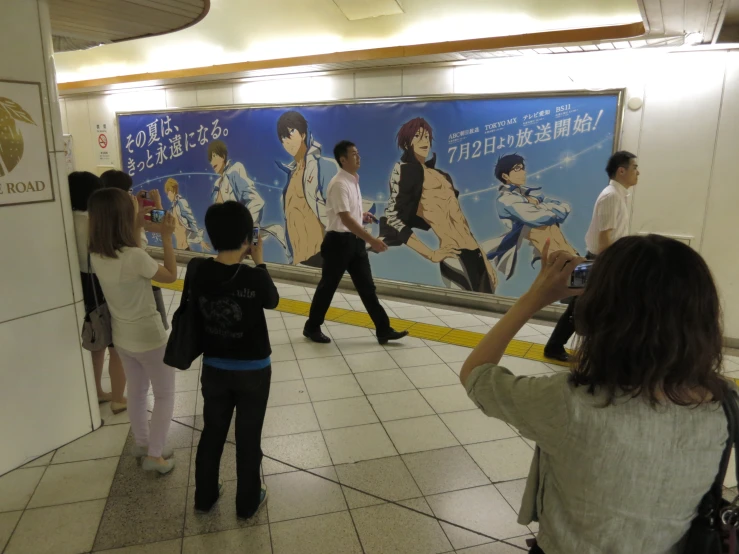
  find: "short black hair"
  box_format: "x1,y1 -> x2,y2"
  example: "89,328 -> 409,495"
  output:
204,201 -> 253,251
606,151 -> 637,179
334,140 -> 356,168
494,153 -> 526,184
277,111 -> 308,143
100,169 -> 133,192
69,171 -> 102,211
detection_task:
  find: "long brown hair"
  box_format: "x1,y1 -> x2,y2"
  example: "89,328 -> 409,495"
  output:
572,234 -> 726,406
88,188 -> 138,258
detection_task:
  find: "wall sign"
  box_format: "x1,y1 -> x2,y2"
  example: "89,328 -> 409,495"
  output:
0,80 -> 55,207
118,91 -> 622,299
93,121 -> 112,165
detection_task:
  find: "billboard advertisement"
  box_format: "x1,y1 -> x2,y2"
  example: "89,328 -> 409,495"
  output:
118,91 -> 621,298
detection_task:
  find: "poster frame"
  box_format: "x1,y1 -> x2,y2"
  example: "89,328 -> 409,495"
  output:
115,89 -> 626,299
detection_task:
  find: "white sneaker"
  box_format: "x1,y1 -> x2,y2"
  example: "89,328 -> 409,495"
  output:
141,457 -> 175,475
133,445 -> 174,459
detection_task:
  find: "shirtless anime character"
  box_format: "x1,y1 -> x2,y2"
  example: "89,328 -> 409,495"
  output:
275,111 -> 339,267
380,117 -> 497,293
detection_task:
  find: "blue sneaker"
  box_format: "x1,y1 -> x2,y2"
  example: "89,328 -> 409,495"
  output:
238,484 -> 268,520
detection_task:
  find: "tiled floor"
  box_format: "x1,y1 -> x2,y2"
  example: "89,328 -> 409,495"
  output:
4,267 -> 739,554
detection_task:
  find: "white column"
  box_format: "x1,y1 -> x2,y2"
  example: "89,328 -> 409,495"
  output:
0,0 -> 99,476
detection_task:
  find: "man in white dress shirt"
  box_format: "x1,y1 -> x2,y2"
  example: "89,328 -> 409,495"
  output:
544,151 -> 639,361
303,141 -> 408,345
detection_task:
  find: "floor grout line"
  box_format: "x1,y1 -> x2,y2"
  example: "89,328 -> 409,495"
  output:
165,416 -> 529,552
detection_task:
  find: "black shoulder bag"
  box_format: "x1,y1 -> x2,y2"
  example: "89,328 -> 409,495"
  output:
164,257 -> 207,370
684,390 -> 739,554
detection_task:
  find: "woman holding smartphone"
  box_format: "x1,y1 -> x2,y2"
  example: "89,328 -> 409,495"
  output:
88,187 -> 180,474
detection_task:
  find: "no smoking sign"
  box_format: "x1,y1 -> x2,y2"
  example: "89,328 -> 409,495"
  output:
98,133 -> 108,149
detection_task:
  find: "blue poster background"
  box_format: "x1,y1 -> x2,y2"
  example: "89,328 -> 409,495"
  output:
118,93 -> 620,298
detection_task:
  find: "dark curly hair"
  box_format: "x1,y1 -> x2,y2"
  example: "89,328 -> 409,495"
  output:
571,234 -> 727,407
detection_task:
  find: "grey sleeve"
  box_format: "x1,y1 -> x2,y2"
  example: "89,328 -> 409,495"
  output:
464,364 -> 571,451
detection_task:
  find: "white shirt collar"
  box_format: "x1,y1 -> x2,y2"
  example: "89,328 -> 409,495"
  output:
338,168 -> 359,184
610,179 -> 630,198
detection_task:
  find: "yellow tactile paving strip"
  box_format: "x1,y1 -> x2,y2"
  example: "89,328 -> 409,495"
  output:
155,278 -> 570,368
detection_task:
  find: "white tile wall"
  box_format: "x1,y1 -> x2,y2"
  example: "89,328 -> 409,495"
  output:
631,51 -> 727,249
0,305 -> 93,474
402,67 -> 454,96
165,87 -> 198,109
355,69 -> 402,98
701,51 -> 739,338
196,83 -> 235,107
0,0 -> 98,476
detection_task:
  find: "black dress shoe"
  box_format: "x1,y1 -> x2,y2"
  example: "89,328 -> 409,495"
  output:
543,348 -> 570,363
377,329 -> 409,345
303,326 -> 331,344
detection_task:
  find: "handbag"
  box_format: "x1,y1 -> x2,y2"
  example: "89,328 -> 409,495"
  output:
683,390 -> 739,553
81,255 -> 112,352
164,257 -> 206,370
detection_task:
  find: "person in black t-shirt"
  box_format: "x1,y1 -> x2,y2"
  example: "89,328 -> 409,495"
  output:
190,201 -> 279,519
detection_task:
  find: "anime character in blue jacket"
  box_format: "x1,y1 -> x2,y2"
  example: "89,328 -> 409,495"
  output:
482,153 -> 577,280
207,139 -> 286,251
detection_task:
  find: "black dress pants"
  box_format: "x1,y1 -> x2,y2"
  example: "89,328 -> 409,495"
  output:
306,232 -> 391,335
194,365 -> 271,518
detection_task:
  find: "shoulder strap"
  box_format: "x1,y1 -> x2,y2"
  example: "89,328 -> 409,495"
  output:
87,253 -> 101,310
724,391 -> 739,488
181,257 -> 207,306
714,391 -> 739,502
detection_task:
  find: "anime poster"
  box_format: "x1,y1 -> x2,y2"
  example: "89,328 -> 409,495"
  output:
117,92 -> 620,298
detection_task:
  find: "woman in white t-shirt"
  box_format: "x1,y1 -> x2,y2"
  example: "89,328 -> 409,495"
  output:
88,187 -> 179,474
69,171 -> 127,414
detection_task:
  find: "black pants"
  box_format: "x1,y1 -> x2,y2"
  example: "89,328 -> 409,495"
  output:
530,545 -> 545,554
545,252 -> 596,353
195,364 -> 271,517
306,232 -> 391,334
440,248 -> 494,293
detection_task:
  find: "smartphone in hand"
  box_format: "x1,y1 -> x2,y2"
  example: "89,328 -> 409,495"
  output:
253,226 -> 260,245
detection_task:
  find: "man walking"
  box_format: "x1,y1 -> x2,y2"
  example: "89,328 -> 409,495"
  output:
303,141 -> 408,345
544,151 -> 640,362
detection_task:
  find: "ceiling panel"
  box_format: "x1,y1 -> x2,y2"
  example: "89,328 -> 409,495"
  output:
49,0 -> 209,51
54,0 -> 641,83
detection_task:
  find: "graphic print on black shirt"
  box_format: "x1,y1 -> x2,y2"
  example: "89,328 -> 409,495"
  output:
188,258 -> 280,361
199,296 -> 244,339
